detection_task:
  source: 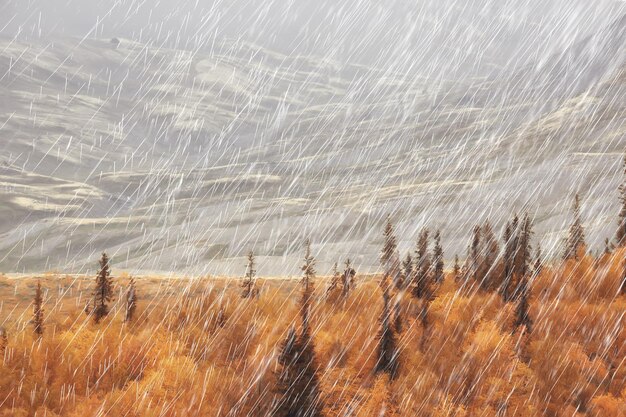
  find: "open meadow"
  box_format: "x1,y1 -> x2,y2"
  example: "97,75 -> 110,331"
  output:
0,245 -> 624,417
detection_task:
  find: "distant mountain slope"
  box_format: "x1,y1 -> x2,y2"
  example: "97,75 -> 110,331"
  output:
0,18 -> 624,274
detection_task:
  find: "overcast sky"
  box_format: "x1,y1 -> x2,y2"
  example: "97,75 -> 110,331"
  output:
1,0 -> 624,77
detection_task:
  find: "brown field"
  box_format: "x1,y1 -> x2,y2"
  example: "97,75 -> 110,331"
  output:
0,250 -> 625,417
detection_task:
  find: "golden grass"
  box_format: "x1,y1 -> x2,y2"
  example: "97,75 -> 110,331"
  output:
0,251 -> 624,417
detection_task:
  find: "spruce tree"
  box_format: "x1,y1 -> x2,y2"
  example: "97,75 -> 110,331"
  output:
511,214 -> 533,298
301,239 -> 315,295
300,257 -> 314,337
375,276 -> 398,379
513,281 -> 532,333
564,194 -> 586,260
470,225 -> 481,283
500,214 -> 534,301
33,281 -> 44,338
241,251 -> 257,299
501,220 -> 514,301
515,215 -> 533,277
534,244 -> 543,277
327,262 -> 340,297
381,216 -> 400,286
413,228 -> 431,299
453,255 -> 461,281
480,222 -> 499,290
125,277 -> 137,323
274,243 -> 323,417
393,299 -> 403,334
460,245 -> 472,285
274,324 -> 323,417
432,230 -> 444,284
402,252 -> 413,288
275,326 -> 299,415
342,258 -> 355,297
616,154 -> 626,246
93,252 -> 114,324
300,239 -> 316,336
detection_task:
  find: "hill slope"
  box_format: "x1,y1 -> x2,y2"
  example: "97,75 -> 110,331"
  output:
0,19 -> 624,274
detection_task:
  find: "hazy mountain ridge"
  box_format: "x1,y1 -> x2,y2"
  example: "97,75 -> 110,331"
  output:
0,13 -> 624,274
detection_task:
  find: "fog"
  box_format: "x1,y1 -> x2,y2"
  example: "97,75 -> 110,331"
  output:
2,0 -> 624,77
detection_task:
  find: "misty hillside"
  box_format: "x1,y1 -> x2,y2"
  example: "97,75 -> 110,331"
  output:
0,8 -> 625,275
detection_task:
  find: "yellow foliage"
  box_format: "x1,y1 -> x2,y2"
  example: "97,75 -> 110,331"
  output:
0,257 -> 624,416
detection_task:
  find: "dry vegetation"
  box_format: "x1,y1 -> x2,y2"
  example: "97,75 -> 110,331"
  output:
0,247 -> 624,417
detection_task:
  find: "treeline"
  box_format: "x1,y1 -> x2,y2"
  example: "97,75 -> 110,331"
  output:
0,156 -> 624,417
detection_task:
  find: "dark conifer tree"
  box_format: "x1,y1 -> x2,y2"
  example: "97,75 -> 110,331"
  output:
33,281 -> 44,338
299,240 -> 316,348
275,326 -> 299,416
564,194 -> 586,260
274,242 -> 323,417
93,252 -> 114,323
279,326 -> 298,363
480,222 -> 499,290
513,281 -> 532,334
515,214 -> 533,277
500,214 -> 534,301
302,239 -> 315,293
511,214 -> 533,299
501,220 -> 514,301
616,154 -> 626,246
402,252 -> 413,288
300,247 -> 315,336
460,246 -> 472,285
413,228 -> 431,299
241,251 -> 257,299
375,276 -> 398,379
470,225 -> 481,283
274,324 -> 323,417
342,259 -> 356,297
432,230 -> 444,284
453,255 -> 461,281
393,299 -> 403,334
534,244 -> 543,277
125,277 -> 137,323
381,216 -> 401,286
327,262 -> 340,296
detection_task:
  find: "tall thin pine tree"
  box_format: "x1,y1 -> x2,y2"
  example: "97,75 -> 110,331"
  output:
375,275 -> 398,379
402,252 -> 413,288
273,241 -> 323,417
564,194 -> 586,260
33,281 -> 44,337
470,225 -> 481,283
381,216 -> 400,286
432,230 -> 444,284
413,228 -> 431,299
513,281 -> 533,333
241,251 -> 257,299
342,259 -> 355,298
125,277 -> 137,323
93,252 -> 114,323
